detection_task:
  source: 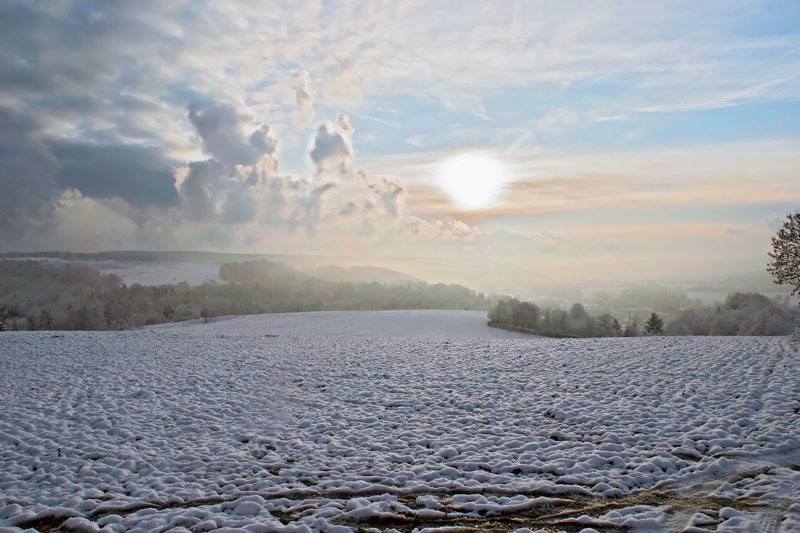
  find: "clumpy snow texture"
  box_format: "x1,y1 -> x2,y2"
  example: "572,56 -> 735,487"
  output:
0,310 -> 798,532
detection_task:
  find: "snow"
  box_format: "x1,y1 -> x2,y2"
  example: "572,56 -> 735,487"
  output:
1,310 -> 798,532
97,261 -> 221,286
150,310 -> 537,339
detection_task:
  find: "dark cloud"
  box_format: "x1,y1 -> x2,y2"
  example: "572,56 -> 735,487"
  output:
178,97 -> 281,225
0,0 -> 408,251
0,3 -> 52,67
177,158 -> 261,226
179,159 -> 225,223
0,0 -> 188,153
309,113 -> 354,173
188,99 -> 275,169
249,125 -> 278,158
0,106 -> 60,233
310,123 -> 350,169
50,142 -> 178,207
0,50 -> 54,93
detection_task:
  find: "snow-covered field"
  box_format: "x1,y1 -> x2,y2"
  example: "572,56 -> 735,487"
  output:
150,310 -> 535,340
97,262 -> 221,286
1,311 -> 799,532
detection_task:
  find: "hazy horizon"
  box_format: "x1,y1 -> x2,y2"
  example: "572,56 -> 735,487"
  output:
2,1 -> 799,287
1,248 -> 791,301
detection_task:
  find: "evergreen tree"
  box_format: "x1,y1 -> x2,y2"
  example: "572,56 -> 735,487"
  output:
643,312 -> 664,335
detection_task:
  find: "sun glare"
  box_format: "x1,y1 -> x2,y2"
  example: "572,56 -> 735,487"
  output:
438,154 -> 509,210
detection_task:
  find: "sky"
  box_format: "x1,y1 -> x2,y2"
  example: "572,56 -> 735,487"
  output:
1,0 -> 799,287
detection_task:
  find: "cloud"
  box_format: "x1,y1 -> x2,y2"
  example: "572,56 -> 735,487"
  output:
292,182 -> 336,237
246,125 -> 279,184
50,142 -> 178,207
291,70 -> 315,130
172,95 -> 284,226
3,1 -> 798,158
44,190 -> 144,251
339,202 -> 357,216
187,99 -> 273,169
219,184 -> 259,225
0,0 -> 796,281
370,178 -> 404,217
367,139 -> 800,222
399,216 -> 486,242
324,61 -> 367,108
0,50 -> 54,93
177,158 -> 262,226
178,159 -> 225,223
0,106 -> 60,236
405,134 -> 425,147
309,113 -> 355,173
248,125 -> 279,159
171,106 -> 407,241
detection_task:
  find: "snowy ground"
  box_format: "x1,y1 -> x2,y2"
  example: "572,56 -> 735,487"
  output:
150,310 -> 535,340
97,261 -> 221,286
1,311 -> 798,533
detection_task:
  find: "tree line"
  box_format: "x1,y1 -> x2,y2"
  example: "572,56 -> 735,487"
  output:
0,259 -> 491,331
488,291 -> 797,338
489,299 -> 627,338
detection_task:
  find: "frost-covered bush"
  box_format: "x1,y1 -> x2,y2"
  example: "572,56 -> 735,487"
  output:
669,292 -> 795,336
488,299 -> 620,338
665,309 -> 709,336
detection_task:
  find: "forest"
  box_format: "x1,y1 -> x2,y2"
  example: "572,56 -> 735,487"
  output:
0,259 -> 490,331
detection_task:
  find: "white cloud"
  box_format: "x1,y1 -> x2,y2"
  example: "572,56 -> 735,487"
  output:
405,134 -> 425,147
290,69 -> 316,131
2,0 -> 799,283
6,1 -> 798,157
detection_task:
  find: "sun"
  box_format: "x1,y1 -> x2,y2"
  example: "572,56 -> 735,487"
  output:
438,153 -> 509,210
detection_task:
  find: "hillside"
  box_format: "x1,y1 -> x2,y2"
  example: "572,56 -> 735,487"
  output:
309,265 -> 417,285
149,309 -> 535,339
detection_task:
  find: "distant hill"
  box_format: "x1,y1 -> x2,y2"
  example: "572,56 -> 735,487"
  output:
220,260 -> 417,286
0,252 -> 419,284
219,260 -> 301,284
0,250 -> 287,265
310,265 -> 417,285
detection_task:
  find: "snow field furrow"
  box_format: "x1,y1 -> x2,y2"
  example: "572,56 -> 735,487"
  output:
0,313 -> 798,532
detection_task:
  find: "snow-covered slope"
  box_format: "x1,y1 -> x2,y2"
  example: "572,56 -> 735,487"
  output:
149,310 -> 536,339
0,312 -> 798,532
